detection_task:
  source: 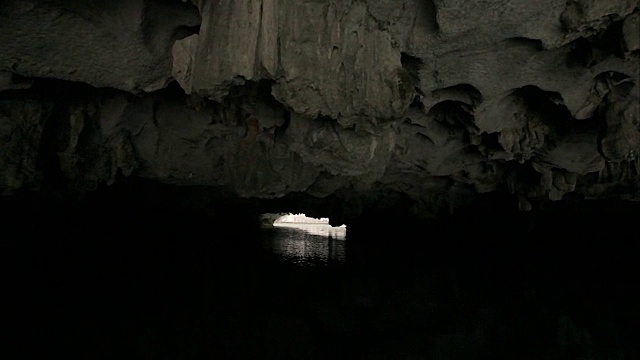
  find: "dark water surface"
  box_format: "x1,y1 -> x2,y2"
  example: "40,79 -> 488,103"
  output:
262,225 -> 346,267
2,195 -> 640,359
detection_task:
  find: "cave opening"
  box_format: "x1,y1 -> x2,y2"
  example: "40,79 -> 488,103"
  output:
259,212 -> 347,267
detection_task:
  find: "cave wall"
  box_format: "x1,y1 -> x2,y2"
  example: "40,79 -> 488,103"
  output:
1,0 -> 639,220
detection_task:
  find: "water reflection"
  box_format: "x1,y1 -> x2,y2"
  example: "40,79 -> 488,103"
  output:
262,225 -> 346,266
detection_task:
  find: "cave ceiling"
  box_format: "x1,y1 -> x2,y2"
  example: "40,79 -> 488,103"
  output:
1,0 -> 639,220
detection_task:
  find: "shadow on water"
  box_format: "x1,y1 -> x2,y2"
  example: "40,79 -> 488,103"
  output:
2,191 -> 640,359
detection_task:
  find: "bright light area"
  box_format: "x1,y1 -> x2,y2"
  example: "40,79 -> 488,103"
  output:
260,213 -> 347,240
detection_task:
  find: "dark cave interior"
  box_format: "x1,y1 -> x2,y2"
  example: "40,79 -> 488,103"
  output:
1,71 -> 638,360
1,1 -> 639,358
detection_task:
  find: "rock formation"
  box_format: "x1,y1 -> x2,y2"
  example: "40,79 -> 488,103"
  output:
1,0 -> 639,223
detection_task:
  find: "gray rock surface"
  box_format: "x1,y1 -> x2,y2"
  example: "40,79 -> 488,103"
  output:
0,0 -> 200,92
0,98 -> 50,193
0,0 -> 639,219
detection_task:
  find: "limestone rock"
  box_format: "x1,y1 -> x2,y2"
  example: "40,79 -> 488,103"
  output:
0,0 -> 200,93
172,0 -> 415,119
0,98 -> 51,193
598,83 -> 640,161
561,0 -> 638,41
622,12 -> 640,53
128,83 -> 320,198
0,0 -> 639,215
56,97 -> 138,192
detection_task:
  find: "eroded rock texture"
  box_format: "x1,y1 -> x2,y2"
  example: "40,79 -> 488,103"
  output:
1,0 -> 639,220
0,0 -> 200,92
